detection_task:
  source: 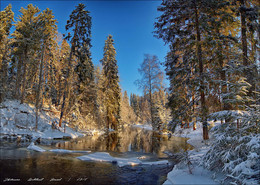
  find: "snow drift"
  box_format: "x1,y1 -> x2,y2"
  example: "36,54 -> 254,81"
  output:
77,152 -> 169,167
0,100 -> 84,140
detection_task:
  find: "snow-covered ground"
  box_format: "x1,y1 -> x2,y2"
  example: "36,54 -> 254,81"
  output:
0,100 -> 84,140
77,152 -> 169,167
27,142 -> 46,152
27,143 -> 91,153
163,121 -> 222,185
49,149 -> 91,153
131,123 -> 153,130
172,121 -> 219,148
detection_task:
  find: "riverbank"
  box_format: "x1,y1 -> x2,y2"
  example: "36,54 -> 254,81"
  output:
163,122 -> 222,185
0,100 -> 95,140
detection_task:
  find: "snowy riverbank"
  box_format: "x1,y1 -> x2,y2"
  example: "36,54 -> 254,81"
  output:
0,100 -> 84,140
163,121 -> 222,185
164,111 -> 260,185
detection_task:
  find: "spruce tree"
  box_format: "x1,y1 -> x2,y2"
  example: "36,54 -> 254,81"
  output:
100,35 -> 121,131
94,65 -> 106,128
59,3 -> 94,127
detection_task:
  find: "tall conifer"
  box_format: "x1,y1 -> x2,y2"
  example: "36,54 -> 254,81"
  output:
100,35 -> 121,131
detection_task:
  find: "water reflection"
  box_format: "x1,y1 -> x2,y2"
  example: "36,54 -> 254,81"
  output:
53,126 -> 193,158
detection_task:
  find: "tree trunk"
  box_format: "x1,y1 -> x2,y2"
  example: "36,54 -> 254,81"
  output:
240,0 -> 248,67
107,106 -> 110,130
237,119 -> 240,129
56,75 -> 61,107
0,45 -> 8,103
148,61 -> 154,127
15,55 -> 22,99
216,27 -> 231,123
240,0 -> 256,98
59,45 -> 74,127
192,93 -> 196,130
194,1 -> 209,140
21,46 -> 28,104
35,46 -> 45,131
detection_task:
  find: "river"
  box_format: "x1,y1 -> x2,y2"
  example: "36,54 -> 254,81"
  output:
0,125 -> 192,185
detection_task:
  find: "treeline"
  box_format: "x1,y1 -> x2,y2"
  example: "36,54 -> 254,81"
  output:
154,0 -> 259,139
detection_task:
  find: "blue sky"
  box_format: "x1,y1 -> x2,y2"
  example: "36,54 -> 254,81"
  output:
1,0 -> 169,96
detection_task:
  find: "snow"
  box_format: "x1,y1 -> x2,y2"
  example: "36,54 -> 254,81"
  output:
0,100 -> 84,140
27,142 -> 46,152
164,166 -> 218,185
27,144 -> 91,153
208,110 -> 249,120
163,121 -> 222,185
142,160 -> 169,165
77,152 -> 119,164
131,124 -> 153,130
172,121 -> 218,148
203,122 -> 260,184
49,149 -> 91,153
164,116 -> 259,185
77,152 -> 169,167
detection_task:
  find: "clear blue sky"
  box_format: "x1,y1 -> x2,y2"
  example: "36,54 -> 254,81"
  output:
1,0 -> 169,96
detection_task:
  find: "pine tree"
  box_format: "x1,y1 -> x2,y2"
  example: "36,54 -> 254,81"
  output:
100,35 -> 121,131
155,0 -> 211,139
52,39 -> 70,107
12,4 -> 41,104
35,8 -> 57,130
0,4 -> 14,103
0,4 -> 13,41
236,0 -> 258,100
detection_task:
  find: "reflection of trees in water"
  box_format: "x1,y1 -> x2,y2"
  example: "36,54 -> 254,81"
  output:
105,132 -> 120,152
151,132 -> 162,154
95,128 -> 165,154
117,127 -> 162,154
54,127 -> 192,155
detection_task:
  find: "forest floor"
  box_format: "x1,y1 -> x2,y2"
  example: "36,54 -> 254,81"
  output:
163,121 -> 223,185
0,100 -> 100,140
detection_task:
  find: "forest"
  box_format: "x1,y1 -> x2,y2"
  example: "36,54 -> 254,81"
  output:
0,3 -> 171,132
0,1 -> 259,185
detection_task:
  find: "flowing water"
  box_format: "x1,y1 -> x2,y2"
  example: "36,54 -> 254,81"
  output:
0,126 -> 192,185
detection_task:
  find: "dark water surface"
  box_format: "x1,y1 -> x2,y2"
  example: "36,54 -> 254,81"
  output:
0,126 -> 192,185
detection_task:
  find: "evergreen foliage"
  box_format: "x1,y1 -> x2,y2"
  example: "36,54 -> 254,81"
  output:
59,3 -> 96,128
203,110 -> 259,184
154,0 -> 259,139
0,4 -> 14,103
100,35 -> 121,131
